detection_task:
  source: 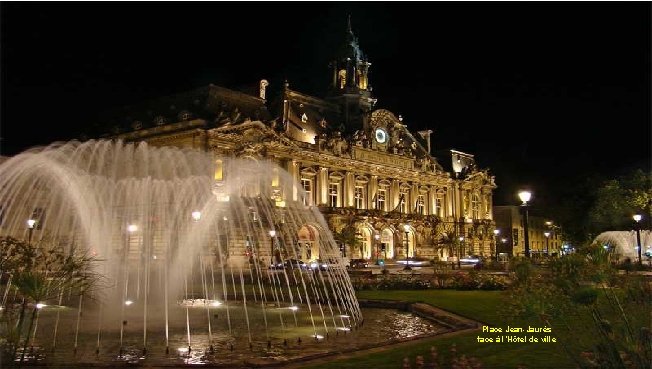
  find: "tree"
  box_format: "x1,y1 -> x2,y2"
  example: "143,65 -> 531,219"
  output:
0,236 -> 101,362
588,169 -> 652,236
333,224 -> 362,258
0,237 -> 35,275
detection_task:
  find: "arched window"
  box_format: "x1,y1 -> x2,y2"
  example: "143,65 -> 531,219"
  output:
338,69 -> 347,89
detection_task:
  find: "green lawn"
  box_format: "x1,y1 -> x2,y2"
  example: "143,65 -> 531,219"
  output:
357,290 -> 505,326
301,290 -> 575,369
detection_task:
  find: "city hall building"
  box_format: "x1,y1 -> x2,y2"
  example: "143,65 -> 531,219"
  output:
99,23 -> 497,264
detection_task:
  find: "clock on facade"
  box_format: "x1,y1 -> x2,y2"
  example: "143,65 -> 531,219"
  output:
375,128 -> 387,144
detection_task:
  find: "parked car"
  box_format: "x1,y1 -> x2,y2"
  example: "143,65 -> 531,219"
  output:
348,258 -> 369,269
460,255 -> 481,265
283,259 -> 307,270
396,257 -> 431,266
269,258 -> 307,270
309,259 -> 330,271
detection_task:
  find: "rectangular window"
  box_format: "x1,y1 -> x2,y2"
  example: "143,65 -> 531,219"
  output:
416,194 -> 425,215
329,182 -> 339,207
399,192 -> 408,213
376,187 -> 386,211
435,197 -> 443,217
471,196 -> 480,219
301,178 -> 312,206
214,159 -> 223,181
354,185 -> 365,209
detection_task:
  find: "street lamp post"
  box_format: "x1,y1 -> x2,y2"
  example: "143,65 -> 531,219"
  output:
633,214 -> 642,265
492,229 -> 500,261
403,225 -> 411,271
27,218 -> 36,245
458,236 -> 464,269
518,190 -> 532,258
269,230 -> 276,265
544,231 -> 550,256
374,234 -> 380,265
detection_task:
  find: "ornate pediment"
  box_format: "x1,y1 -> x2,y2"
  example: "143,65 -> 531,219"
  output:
370,109 -> 401,129
235,143 -> 266,159
210,120 -> 299,152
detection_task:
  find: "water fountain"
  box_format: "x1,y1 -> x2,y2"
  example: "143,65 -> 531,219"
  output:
594,230 -> 652,261
0,139 -> 400,365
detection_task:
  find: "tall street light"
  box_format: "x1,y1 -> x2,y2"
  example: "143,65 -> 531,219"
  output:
492,229 -> 500,261
403,225 -> 411,271
269,230 -> 276,265
374,233 -> 380,265
27,218 -> 36,245
544,231 -> 550,256
518,190 -> 532,258
633,214 -> 642,265
458,236 -> 464,269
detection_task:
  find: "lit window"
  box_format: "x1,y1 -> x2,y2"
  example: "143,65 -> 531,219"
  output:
399,191 -> 408,213
416,195 -> 425,215
301,178 -> 313,206
471,194 -> 480,219
338,69 -> 346,89
154,116 -> 166,126
376,186 -> 387,211
214,159 -> 223,181
179,111 -> 192,121
354,185 -> 365,209
435,196 -> 443,217
329,182 -> 340,207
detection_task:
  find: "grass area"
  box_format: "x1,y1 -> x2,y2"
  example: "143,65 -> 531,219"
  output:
357,290 -> 505,326
302,290 -> 575,369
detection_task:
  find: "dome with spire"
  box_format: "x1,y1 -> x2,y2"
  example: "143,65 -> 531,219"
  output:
337,15 -> 365,63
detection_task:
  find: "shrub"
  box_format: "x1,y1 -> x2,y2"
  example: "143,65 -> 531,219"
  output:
402,345 -> 484,369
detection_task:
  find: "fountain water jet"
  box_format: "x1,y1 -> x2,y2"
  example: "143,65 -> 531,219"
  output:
594,230 -> 652,261
0,139 -> 361,364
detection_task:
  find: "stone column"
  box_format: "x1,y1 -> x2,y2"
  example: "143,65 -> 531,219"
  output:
344,172 -> 355,207
290,161 -> 300,202
318,167 -> 329,206
369,175 -> 378,209
391,179 -> 400,210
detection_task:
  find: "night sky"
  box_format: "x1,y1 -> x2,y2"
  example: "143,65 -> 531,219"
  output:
1,3 -> 650,208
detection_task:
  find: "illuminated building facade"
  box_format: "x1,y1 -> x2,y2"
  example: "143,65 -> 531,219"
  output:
101,22 -> 497,263
493,206 -> 562,257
